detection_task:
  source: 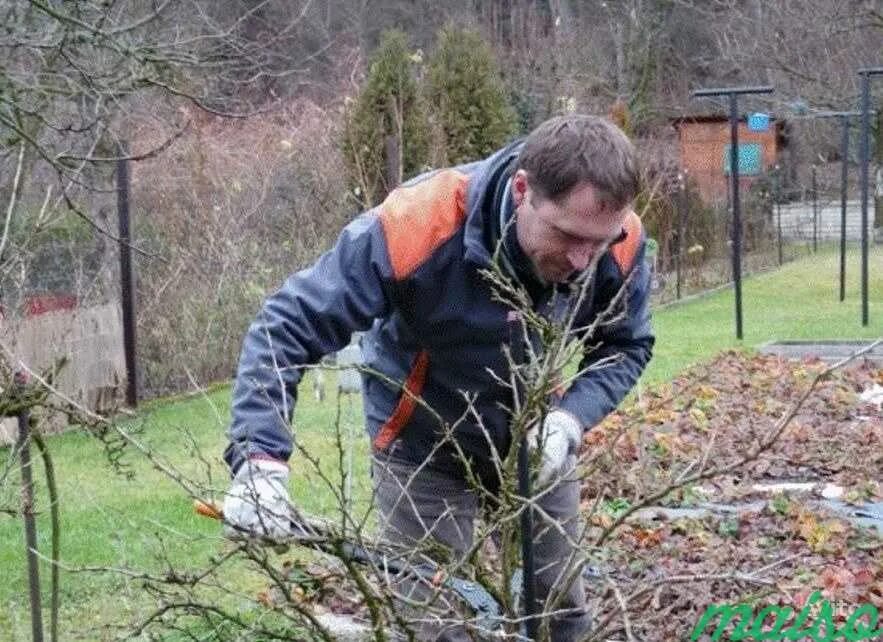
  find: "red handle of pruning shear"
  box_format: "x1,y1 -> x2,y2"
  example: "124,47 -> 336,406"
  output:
194,499 -> 224,521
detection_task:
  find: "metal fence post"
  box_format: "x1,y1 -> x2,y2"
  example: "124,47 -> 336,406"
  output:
676,173 -> 685,300
774,165 -> 783,266
809,110 -> 865,301
811,165 -> 818,253
729,93 -> 744,339
839,115 -> 849,301
857,67 -> 883,327
117,142 -> 137,407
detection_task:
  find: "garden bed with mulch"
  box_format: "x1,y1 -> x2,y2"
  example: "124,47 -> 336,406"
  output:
581,351 -> 882,641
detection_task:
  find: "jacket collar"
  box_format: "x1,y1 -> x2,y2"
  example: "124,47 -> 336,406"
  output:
462,140 -> 523,268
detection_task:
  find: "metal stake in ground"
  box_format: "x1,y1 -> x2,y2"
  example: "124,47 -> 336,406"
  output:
335,336 -> 363,516
16,404 -> 44,642
507,312 -> 538,641
858,67 -> 883,327
692,85 -> 774,340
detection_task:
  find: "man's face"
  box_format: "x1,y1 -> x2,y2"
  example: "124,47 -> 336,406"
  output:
512,170 -> 629,283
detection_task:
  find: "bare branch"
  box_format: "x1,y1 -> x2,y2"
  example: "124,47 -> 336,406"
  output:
0,142 -> 25,264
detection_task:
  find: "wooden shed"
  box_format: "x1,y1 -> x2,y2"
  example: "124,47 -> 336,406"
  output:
673,115 -> 787,203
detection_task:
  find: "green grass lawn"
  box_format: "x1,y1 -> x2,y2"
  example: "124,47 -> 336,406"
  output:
644,244 -> 882,383
0,245 -> 879,639
0,384 -> 372,640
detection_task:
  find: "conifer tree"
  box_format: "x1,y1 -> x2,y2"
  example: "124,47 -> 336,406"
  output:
425,25 -> 519,165
343,30 -> 429,208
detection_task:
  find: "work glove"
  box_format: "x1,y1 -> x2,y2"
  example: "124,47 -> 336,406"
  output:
526,410 -> 583,486
223,458 -> 291,540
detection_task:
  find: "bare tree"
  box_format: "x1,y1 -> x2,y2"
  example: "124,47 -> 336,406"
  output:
0,3 -> 338,638
674,0 -> 883,110
0,0 -> 335,309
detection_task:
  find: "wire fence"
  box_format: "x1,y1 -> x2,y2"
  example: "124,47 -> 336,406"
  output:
647,164 -> 877,306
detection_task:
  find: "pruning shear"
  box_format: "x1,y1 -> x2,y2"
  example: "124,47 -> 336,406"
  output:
193,499 -> 508,633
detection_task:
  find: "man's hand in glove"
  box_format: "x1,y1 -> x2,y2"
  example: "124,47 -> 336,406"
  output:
526,410 -> 583,486
223,458 -> 291,539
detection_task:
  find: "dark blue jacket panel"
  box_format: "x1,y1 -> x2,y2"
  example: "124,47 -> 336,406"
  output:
224,144 -> 654,476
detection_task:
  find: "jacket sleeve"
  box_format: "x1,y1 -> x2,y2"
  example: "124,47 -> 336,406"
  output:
223,212 -> 395,474
556,237 -> 654,430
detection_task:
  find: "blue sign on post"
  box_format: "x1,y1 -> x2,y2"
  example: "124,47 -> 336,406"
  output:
723,143 -> 762,175
747,112 -> 770,132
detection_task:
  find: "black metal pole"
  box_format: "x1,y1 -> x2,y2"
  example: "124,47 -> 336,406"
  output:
775,166 -> 783,266
810,110 -> 866,301
676,175 -> 685,300
813,166 -> 820,252
693,85 -> 772,340
517,435 -> 537,639
17,408 -> 44,642
117,143 -> 137,407
507,313 -> 537,640
859,75 -> 870,325
857,68 -> 883,327
839,115 -> 849,301
728,93 -> 744,340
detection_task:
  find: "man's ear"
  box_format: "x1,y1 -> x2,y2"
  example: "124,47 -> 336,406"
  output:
512,169 -> 529,208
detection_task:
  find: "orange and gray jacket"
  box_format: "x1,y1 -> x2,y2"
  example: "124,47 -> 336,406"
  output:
224,141 -> 654,478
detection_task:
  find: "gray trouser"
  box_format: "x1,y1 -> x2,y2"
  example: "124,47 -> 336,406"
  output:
372,454 -> 591,642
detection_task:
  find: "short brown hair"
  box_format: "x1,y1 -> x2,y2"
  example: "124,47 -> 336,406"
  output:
516,114 -> 639,210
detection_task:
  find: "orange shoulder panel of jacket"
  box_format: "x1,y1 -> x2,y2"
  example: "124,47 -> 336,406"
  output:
378,169 -> 469,280
610,210 -> 643,275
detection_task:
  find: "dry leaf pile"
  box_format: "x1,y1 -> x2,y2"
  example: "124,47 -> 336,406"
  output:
581,351 -> 882,640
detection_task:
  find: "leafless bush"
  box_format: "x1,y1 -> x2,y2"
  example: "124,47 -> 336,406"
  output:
131,99 -> 354,395
92,250 -> 856,642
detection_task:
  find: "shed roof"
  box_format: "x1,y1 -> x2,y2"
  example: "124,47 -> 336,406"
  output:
670,114 -> 786,127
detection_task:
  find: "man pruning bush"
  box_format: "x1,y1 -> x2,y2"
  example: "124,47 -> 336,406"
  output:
222,114 -> 654,641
